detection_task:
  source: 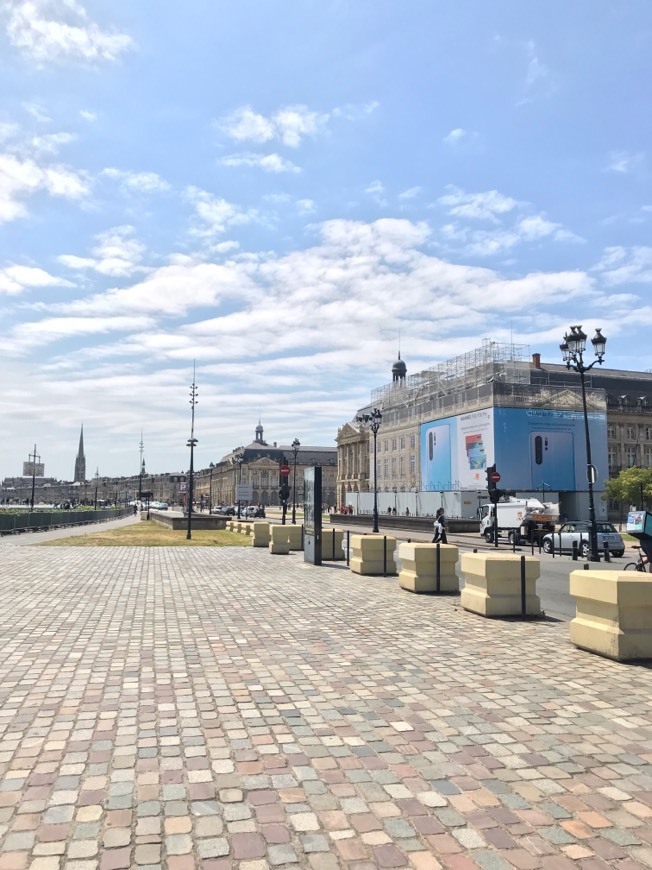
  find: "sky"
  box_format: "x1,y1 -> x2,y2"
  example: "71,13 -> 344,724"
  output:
1,0 -> 652,481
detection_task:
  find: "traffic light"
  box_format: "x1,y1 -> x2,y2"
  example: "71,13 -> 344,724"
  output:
486,464 -> 497,495
279,483 -> 290,503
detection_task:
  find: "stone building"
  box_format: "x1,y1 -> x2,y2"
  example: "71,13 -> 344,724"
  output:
194,423 -> 337,510
337,341 -> 652,520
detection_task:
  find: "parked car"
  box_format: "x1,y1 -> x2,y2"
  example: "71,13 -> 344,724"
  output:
541,521 -> 625,558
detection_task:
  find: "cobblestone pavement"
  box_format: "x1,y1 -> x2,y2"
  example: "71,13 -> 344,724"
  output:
0,546 -> 651,870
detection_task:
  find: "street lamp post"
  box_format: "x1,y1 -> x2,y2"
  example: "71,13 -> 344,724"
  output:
208,464 -> 214,514
186,367 -> 198,541
356,408 -> 382,533
291,438 -> 300,524
28,444 -> 40,511
560,325 -> 607,563
138,432 -> 144,505
234,454 -> 244,518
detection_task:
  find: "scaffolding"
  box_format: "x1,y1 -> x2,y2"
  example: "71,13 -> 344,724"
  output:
371,339 -> 531,407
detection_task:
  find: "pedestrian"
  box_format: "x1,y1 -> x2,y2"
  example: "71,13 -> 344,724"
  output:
432,507 -> 447,543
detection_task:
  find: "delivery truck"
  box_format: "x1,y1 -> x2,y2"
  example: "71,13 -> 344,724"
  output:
479,497 -> 558,545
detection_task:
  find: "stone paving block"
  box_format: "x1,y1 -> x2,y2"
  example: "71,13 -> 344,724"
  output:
0,545 -> 651,869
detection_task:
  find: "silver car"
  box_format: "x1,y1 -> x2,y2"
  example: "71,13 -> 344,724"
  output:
542,521 -> 625,558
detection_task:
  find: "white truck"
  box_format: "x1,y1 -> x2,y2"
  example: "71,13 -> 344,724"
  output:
479,498 -> 558,545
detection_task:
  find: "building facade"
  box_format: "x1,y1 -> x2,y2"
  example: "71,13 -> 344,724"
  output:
337,342 -> 652,520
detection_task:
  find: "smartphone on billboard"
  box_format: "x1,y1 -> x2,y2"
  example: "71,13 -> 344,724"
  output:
530,432 -> 575,490
465,434 -> 486,470
425,424 -> 451,489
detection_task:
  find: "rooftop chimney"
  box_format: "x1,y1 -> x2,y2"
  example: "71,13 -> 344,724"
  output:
532,353 -> 541,369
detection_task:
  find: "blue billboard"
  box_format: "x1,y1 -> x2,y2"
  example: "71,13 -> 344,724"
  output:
420,407 -> 608,491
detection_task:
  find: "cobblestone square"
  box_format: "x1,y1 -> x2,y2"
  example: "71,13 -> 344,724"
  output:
0,545 -> 650,868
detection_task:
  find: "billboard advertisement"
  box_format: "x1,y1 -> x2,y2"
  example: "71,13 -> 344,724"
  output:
420,407 -> 607,492
23,462 -> 45,477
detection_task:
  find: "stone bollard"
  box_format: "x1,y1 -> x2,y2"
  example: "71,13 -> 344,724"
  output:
243,523 -> 252,536
349,534 -> 397,576
460,552 -> 540,617
286,524 -> 303,551
569,569 -> 652,661
252,521 -> 270,548
398,542 -> 459,593
269,524 -> 290,555
322,528 -> 345,561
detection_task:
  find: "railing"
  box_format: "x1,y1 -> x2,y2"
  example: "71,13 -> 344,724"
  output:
0,507 -> 133,536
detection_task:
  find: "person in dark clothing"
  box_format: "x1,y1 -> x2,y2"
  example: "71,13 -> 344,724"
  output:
432,507 -> 448,543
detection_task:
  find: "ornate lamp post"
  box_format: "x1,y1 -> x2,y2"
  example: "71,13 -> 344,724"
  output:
138,431 -> 144,505
560,325 -> 607,562
356,408 -> 382,533
208,463 -> 214,514
186,367 -> 198,541
291,438 -> 300,524
234,454 -> 244,518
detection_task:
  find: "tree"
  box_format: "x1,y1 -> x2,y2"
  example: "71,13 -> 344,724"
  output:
603,466 -> 652,509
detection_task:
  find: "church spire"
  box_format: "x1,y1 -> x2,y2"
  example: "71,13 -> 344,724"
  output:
74,424 -> 86,482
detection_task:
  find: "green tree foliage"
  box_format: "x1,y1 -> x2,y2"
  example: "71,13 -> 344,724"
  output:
603,466 -> 652,508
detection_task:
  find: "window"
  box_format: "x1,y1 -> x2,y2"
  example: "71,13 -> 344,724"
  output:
410,455 -> 416,474
625,446 -> 637,466
607,424 -> 617,439
608,447 -> 618,469
399,456 -> 405,475
400,435 -> 406,450
645,447 -> 652,468
383,440 -> 388,452
391,438 -> 397,451
410,434 -> 416,449
383,459 -> 389,477
627,426 -> 636,440
391,457 -> 396,476
646,426 -> 652,440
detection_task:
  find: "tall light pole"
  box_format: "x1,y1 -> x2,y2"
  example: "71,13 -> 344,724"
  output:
356,408 -> 382,533
560,325 -> 607,563
186,365 -> 198,541
208,464 -> 214,514
234,454 -> 244,518
291,438 -> 300,524
28,444 -> 40,511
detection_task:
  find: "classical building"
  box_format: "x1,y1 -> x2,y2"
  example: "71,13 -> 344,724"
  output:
194,422 -> 337,510
337,341 -> 652,520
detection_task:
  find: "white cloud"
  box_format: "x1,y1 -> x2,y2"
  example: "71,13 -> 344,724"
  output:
365,180 -> 386,206
4,0 -> 134,63
593,246 -> 652,285
30,131 -> 75,155
5,314 -> 155,356
220,104 -> 329,148
58,225 -> 145,278
0,122 -> 20,142
296,199 -> 315,215
604,151 -> 645,175
442,128 -> 478,146
79,109 -> 97,122
438,185 -> 519,221
0,152 -> 90,222
0,263 -> 72,294
102,167 -> 171,193
185,187 -> 259,238
220,152 -> 301,174
398,186 -> 422,201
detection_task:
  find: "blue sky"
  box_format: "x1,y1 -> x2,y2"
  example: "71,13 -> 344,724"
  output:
1,0 -> 651,481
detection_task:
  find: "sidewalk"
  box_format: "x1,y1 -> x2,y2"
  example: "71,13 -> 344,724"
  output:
0,544 -> 650,869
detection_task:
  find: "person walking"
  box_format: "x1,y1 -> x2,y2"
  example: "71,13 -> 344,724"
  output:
432,507 -> 447,544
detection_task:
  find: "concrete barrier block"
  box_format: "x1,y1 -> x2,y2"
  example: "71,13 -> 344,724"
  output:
460,552 -> 540,617
252,521 -> 270,548
269,524 -> 290,555
570,570 -> 652,661
322,528 -> 345,560
286,524 -> 303,551
243,523 -> 252,536
349,534 -> 397,576
398,542 -> 459,593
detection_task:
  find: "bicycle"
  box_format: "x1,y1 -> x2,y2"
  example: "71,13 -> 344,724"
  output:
623,545 -> 650,572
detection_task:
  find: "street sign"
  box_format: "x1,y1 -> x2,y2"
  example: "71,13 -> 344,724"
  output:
279,465 -> 291,476
236,484 -> 253,501
490,470 -> 501,483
